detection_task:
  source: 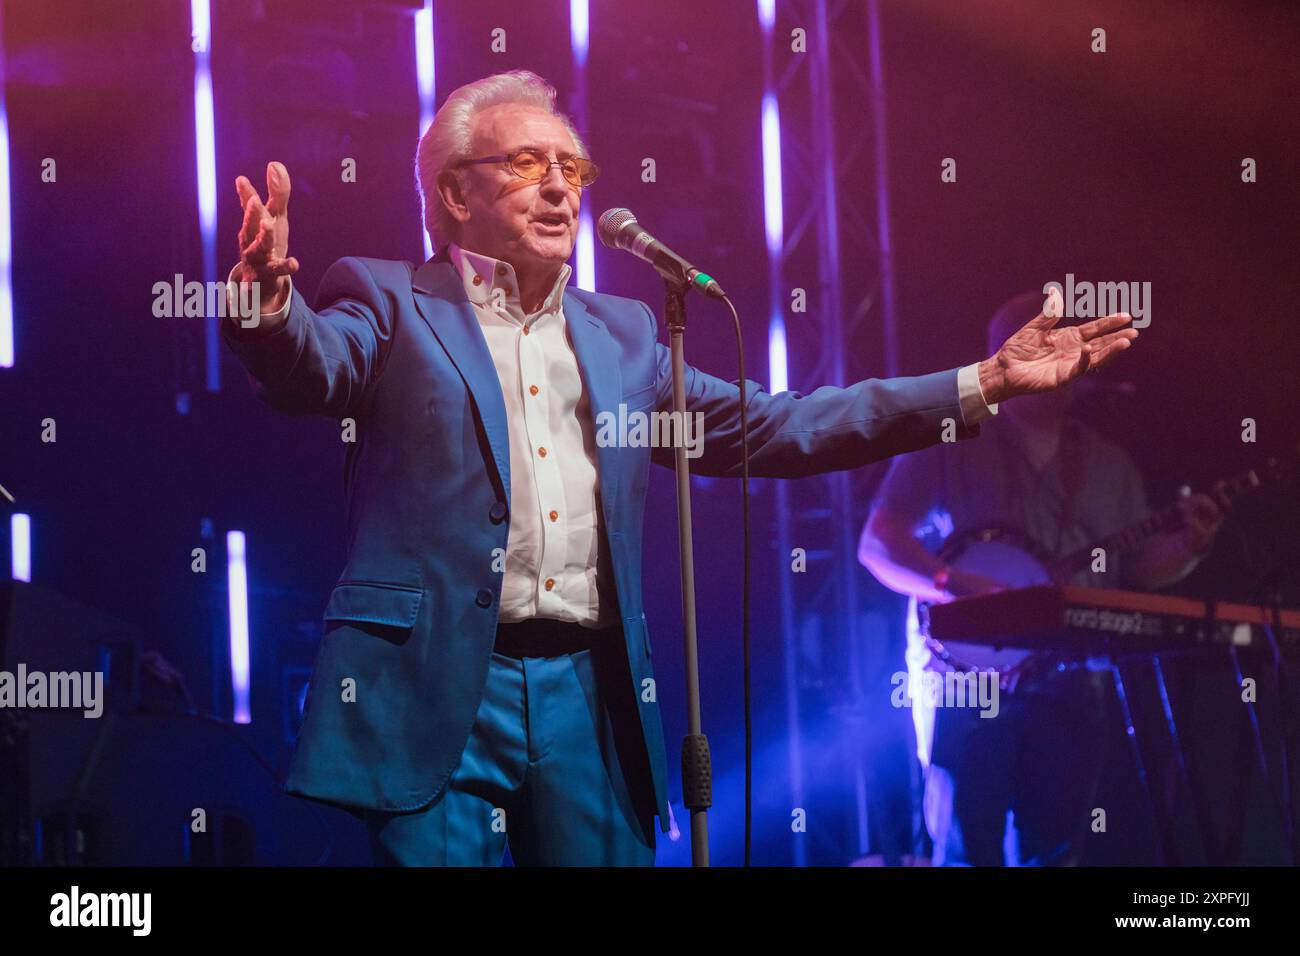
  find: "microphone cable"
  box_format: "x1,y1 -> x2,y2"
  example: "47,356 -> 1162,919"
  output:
718,294 -> 753,866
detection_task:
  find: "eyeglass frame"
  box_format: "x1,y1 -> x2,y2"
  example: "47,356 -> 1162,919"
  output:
452,148 -> 600,188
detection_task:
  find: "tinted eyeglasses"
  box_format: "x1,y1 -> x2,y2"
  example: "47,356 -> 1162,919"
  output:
454,148 -> 599,188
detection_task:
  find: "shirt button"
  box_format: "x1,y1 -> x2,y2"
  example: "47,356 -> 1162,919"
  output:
537,446 -> 547,457
504,287 -> 513,297
496,265 -> 507,277
489,501 -> 507,523
529,385 -> 539,396
472,274 -> 483,286
549,510 -> 558,522
475,588 -> 493,608
544,578 -> 555,591
522,325 -> 530,335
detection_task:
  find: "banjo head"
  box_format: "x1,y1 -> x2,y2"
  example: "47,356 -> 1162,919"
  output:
941,529 -> 1052,588
918,528 -> 1052,678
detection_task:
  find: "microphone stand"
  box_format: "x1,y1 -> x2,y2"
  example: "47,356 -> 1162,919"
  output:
664,279 -> 712,866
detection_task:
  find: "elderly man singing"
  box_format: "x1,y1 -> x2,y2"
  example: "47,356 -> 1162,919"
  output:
223,70 -> 1137,866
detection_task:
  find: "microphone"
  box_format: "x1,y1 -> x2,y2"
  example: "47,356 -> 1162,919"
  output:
597,208 -> 726,299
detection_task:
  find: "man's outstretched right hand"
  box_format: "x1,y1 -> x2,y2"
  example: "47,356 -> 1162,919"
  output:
233,161 -> 299,317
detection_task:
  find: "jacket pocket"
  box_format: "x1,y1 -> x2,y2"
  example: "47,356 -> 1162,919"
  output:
324,581 -> 424,628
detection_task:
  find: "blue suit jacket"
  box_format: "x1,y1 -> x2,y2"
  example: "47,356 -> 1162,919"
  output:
223,253 -> 978,832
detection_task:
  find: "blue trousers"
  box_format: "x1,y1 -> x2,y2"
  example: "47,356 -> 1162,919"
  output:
365,637 -> 658,866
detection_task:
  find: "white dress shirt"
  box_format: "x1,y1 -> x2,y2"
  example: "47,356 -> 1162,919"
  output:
446,243 -> 617,628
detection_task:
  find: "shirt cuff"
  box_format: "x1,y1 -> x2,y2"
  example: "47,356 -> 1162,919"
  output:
225,264 -> 293,332
957,362 -> 998,426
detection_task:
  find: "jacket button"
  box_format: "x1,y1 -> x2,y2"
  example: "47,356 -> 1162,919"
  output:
489,501 -> 507,522
475,589 -> 493,608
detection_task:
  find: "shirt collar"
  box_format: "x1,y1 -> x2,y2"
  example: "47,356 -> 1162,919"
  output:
447,243 -> 571,322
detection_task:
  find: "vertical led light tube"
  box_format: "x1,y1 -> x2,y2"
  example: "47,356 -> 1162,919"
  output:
226,530 -> 251,724
191,0 -> 219,391
0,2 -> 14,369
10,513 -> 30,582
570,0 -> 595,291
415,1 -> 436,260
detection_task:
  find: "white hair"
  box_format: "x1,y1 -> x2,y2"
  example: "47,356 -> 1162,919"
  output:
415,70 -> 589,252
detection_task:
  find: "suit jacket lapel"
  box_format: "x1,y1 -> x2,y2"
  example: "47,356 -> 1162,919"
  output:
562,291 -> 623,530
408,257 -> 625,531
411,258 -> 512,496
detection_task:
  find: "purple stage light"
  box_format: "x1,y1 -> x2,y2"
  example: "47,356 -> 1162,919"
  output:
0,4 -> 12,370
415,1 -> 436,260
570,0 -> 594,291
226,530 -> 251,724
760,93 -> 783,260
570,0 -> 589,69
576,211 -> 595,292
760,88 -> 786,391
10,512 -> 30,582
191,0 -> 219,392
768,314 -> 788,396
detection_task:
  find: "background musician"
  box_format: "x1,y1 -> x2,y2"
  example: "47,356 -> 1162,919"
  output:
857,291 -> 1225,866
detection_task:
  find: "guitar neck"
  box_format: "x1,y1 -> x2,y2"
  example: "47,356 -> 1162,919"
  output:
1048,464 -> 1270,582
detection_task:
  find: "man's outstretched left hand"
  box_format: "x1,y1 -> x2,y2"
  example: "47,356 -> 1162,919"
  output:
977,287 -> 1139,404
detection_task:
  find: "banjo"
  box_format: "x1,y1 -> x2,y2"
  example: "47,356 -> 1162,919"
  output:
912,450 -> 1293,683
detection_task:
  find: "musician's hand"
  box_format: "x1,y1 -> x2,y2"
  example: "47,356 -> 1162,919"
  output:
977,287 -> 1139,404
233,161 -> 298,315
941,569 -> 1006,602
1177,491 -> 1224,558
